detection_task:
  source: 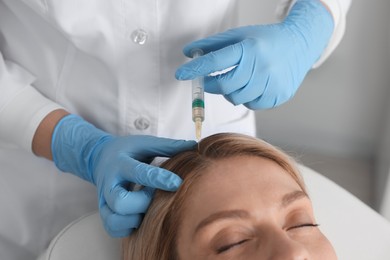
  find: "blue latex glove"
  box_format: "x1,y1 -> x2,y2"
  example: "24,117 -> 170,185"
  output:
51,114 -> 196,237
176,0 -> 334,109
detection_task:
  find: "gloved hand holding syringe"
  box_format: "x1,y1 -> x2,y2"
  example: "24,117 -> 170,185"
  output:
191,49 -> 205,140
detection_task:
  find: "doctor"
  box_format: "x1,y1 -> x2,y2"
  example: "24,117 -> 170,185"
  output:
0,0 -> 351,259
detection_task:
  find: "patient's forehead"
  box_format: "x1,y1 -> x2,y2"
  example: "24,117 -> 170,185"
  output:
183,155 -> 302,208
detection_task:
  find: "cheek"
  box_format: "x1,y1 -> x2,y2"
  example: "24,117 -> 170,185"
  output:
295,231 -> 337,259
176,244 -> 212,260
316,234 -> 338,259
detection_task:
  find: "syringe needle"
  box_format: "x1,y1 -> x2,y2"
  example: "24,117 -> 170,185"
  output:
195,118 -> 202,140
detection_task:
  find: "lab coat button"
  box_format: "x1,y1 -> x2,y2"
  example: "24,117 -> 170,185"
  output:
134,117 -> 150,130
131,29 -> 148,45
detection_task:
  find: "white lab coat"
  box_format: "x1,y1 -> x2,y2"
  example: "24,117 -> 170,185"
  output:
0,0 -> 351,259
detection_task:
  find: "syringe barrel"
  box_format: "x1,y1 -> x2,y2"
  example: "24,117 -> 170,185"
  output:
191,49 -> 205,122
192,76 -> 204,100
192,105 -> 204,122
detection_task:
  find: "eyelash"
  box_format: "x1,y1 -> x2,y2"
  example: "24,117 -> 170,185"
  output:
287,223 -> 320,231
216,223 -> 319,254
217,239 -> 249,254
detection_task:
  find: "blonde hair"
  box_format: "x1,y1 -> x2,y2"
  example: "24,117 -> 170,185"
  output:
122,133 -> 305,259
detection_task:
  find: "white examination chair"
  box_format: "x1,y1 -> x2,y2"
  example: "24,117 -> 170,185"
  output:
38,165 -> 390,260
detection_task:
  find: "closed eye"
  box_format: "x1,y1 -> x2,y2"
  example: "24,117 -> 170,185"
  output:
217,239 -> 250,254
287,223 -> 319,231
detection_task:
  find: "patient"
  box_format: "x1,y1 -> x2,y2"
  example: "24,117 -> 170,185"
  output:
122,133 -> 337,259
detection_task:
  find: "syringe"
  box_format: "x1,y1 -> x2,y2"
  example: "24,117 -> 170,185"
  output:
191,49 -> 205,140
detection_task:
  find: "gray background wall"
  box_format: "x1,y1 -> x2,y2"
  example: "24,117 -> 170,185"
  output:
238,0 -> 390,216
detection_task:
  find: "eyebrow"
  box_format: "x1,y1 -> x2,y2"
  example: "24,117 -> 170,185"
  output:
194,190 -> 308,235
280,190 -> 308,209
194,210 -> 250,234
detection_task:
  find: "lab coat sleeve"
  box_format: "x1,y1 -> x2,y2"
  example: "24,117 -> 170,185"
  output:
0,51 -> 63,151
276,0 -> 352,68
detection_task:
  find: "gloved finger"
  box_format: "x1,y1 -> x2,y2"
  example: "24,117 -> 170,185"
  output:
105,185 -> 155,215
136,136 -> 197,157
243,75 -> 294,109
204,41 -> 258,95
123,159 -> 183,191
182,29 -> 241,57
244,93 -> 280,110
100,204 -> 143,237
175,42 -> 244,81
224,71 -> 269,106
203,67 -> 244,95
109,228 -> 135,238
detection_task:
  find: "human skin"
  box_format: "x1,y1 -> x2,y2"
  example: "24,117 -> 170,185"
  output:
176,156 -> 337,259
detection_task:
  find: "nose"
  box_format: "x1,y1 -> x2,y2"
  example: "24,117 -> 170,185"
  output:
268,232 -> 310,260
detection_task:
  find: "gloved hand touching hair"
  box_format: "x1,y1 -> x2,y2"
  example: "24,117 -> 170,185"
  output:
176,0 -> 334,109
51,114 -> 196,237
